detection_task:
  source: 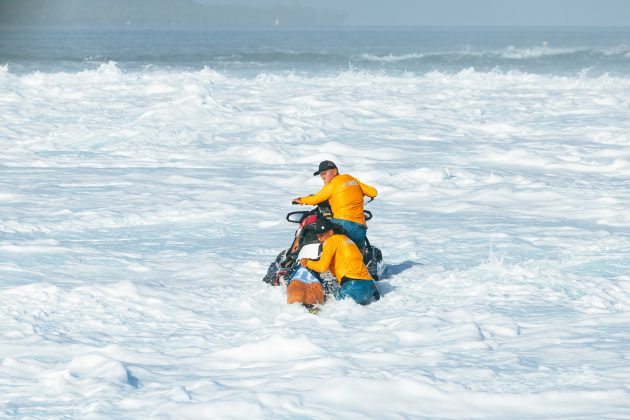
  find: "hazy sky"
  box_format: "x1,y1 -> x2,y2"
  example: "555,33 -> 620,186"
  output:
1,0 -> 629,27
202,0 -> 630,27
279,0 -> 630,26
346,0 -> 630,26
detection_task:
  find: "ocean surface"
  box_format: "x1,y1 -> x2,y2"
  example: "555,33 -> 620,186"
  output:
2,26 -> 630,76
1,27 -> 630,418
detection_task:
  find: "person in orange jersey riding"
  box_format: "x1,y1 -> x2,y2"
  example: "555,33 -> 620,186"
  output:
292,160 -> 377,251
300,218 -> 379,305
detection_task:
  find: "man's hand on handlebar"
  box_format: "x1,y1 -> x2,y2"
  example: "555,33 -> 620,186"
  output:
292,198 -> 302,205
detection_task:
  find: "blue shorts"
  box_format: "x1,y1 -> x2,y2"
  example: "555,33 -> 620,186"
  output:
330,218 -> 367,251
334,279 -> 377,305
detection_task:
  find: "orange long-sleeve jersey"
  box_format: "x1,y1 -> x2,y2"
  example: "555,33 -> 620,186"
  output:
306,234 -> 373,284
299,174 -> 377,225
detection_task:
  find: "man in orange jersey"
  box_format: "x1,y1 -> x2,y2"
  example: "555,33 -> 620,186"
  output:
292,160 -> 377,251
300,218 -> 379,305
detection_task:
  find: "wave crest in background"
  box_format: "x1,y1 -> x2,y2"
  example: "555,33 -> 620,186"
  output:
1,28 -> 629,76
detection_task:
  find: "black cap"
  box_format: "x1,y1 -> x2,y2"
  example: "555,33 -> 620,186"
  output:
312,218 -> 334,234
313,160 -> 338,176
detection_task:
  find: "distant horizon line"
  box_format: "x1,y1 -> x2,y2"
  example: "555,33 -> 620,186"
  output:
2,23 -> 629,30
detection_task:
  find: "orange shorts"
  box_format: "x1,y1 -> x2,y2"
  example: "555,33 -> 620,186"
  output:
287,280 -> 324,305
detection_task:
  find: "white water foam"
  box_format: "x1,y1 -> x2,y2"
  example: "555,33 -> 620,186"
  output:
499,45 -> 586,59
1,63 -> 630,417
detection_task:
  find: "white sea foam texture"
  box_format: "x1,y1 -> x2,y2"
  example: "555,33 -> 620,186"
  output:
1,63 -> 630,417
